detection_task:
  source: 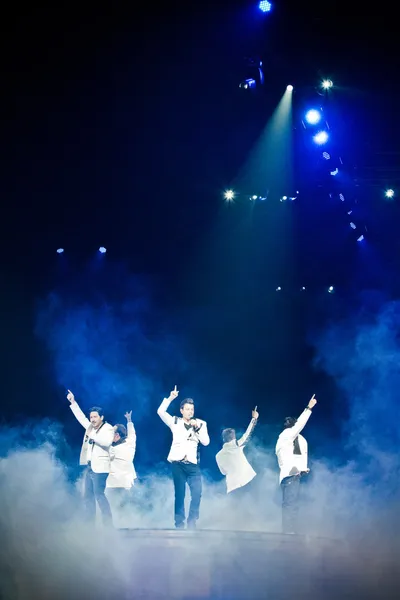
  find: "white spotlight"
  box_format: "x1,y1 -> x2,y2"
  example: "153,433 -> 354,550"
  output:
287,85 -> 293,91
224,189 -> 235,201
99,247 -> 107,254
56,248 -> 64,254
322,79 -> 333,89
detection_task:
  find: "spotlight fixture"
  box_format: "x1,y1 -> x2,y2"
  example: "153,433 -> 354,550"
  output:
321,79 -> 333,89
286,84 -> 293,91
385,189 -> 395,199
305,109 -> 322,125
259,0 -> 272,12
56,248 -> 64,254
328,286 -> 335,294
224,190 -> 235,201
99,247 -> 107,254
313,131 -> 329,145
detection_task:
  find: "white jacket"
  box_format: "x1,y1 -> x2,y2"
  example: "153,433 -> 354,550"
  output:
216,417 -> 257,493
106,422 -> 137,489
70,402 -> 114,474
157,398 -> 210,464
275,408 -> 311,484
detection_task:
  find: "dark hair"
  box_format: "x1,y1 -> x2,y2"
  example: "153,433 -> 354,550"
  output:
89,406 -> 105,418
114,424 -> 127,439
180,398 -> 194,410
222,428 -> 236,443
284,417 -> 297,429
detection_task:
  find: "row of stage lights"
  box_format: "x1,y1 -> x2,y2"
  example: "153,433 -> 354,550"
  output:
56,247 -> 107,254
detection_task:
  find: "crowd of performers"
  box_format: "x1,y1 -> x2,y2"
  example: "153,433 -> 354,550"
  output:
66,388 -> 317,534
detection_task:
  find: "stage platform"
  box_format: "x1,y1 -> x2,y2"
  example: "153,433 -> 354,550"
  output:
117,528 -> 368,599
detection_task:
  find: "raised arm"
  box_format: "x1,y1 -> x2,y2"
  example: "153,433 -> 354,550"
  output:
157,386 -> 179,428
124,411 -> 137,452
67,390 -> 90,430
285,395 -> 317,441
237,407 -> 259,447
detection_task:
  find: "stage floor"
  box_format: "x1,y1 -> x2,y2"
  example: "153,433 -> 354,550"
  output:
116,528 -> 364,599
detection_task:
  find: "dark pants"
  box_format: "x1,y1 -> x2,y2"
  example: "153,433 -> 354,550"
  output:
83,467 -> 113,527
281,475 -> 301,534
171,461 -> 202,529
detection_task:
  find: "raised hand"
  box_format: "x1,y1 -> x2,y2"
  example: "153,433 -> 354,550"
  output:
252,406 -> 259,420
124,411 -> 132,422
168,385 -> 179,401
66,389 -> 75,404
308,394 -> 317,409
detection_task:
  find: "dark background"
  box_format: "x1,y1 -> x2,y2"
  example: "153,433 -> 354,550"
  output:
1,1 -> 399,475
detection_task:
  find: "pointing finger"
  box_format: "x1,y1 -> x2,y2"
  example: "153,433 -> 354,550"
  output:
254,406 -> 257,411
311,394 -> 315,400
174,385 -> 177,392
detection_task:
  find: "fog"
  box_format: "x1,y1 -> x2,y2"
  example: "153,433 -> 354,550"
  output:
1,280 -> 400,598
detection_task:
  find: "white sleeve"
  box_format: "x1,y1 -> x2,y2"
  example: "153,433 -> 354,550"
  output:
69,402 -> 90,430
285,409 -> 312,441
87,424 -> 114,449
196,420 -> 210,446
157,398 -> 175,428
126,422 -> 137,451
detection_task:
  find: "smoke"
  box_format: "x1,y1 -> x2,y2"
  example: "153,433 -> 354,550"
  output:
2,269 -> 400,597
34,266 -> 187,423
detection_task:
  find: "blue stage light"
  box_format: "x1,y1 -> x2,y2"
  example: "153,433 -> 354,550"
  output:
305,109 -> 322,125
259,1 -> 272,12
56,248 -> 64,254
313,131 -> 329,145
385,189 -> 394,198
99,247 -> 107,254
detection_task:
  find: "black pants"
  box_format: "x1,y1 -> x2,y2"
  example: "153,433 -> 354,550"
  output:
83,467 -> 113,527
281,475 -> 301,534
171,461 -> 202,529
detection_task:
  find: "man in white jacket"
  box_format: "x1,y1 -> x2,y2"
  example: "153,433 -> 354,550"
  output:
106,410 -> 137,515
67,389 -> 114,527
275,394 -> 317,534
216,407 -> 259,496
157,386 -> 210,529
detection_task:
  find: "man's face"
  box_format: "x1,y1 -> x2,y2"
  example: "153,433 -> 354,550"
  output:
90,411 -> 103,429
180,403 -> 194,421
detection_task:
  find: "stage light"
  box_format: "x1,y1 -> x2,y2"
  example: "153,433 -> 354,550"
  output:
323,152 -> 330,160
276,286 -> 281,291
313,131 -> 329,145
224,190 -> 235,201
301,287 -> 306,291
385,189 -> 394,198
305,109 -> 321,125
330,168 -> 338,176
339,193 -> 345,201
328,286 -> 335,293
357,235 -> 364,242
239,78 -> 256,89
350,222 -> 356,229
322,79 -> 333,89
286,85 -> 293,91
251,195 -> 258,200
259,1 -> 272,12
99,247 -> 107,254
56,248 -> 64,254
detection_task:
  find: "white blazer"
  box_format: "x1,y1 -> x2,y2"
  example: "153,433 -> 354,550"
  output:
157,398 -> 210,464
216,417 -> 257,493
106,422 -> 137,489
275,408 -> 311,484
70,402 -> 114,474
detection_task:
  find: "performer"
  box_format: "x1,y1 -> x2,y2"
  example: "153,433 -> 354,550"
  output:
216,407 -> 259,495
67,389 -> 114,527
275,394 -> 317,534
106,410 -> 137,514
157,386 -> 210,529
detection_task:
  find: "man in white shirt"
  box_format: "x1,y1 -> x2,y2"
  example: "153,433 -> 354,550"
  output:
67,390 -> 114,527
157,385 -> 210,529
275,394 -> 317,534
216,407 -> 259,496
106,410 -> 137,514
